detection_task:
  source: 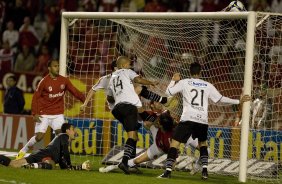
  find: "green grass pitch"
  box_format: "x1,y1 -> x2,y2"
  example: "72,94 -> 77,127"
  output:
0,155 -> 274,184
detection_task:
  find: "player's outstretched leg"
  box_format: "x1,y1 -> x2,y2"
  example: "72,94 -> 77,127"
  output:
16,135 -> 38,159
157,147 -> 177,179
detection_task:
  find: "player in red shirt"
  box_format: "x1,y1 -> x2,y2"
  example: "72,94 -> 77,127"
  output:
16,59 -> 85,159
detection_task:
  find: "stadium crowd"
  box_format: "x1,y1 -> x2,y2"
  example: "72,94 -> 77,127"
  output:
0,0 -> 281,74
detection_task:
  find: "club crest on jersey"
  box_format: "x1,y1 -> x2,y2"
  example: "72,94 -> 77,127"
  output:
60,84 -> 65,89
48,86 -> 52,92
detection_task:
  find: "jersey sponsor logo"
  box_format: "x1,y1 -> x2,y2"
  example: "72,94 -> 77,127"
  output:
189,81 -> 207,87
48,86 -> 52,92
49,91 -> 64,98
60,84 -> 65,89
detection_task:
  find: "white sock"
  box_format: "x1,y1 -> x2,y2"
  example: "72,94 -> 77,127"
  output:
20,136 -> 37,153
128,159 -> 135,167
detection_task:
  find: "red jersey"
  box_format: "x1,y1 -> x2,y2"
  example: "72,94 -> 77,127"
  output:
31,74 -> 85,115
156,128 -> 174,154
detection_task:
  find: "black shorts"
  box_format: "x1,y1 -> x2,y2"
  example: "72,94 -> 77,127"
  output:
25,149 -> 52,164
112,103 -> 138,132
172,121 -> 208,143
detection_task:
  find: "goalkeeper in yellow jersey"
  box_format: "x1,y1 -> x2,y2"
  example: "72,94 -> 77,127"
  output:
0,123 -> 91,171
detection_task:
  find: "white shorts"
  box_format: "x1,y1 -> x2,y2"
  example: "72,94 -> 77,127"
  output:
147,125 -> 164,160
35,114 -> 65,133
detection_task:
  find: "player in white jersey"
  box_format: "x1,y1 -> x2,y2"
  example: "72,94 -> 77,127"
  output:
107,56 -> 158,174
80,60 -> 170,111
158,62 -> 251,180
99,102 -> 205,174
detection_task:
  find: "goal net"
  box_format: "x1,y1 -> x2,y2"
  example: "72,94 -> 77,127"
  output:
61,12 -> 282,182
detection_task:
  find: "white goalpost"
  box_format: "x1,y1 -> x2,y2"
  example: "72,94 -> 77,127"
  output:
59,12 -> 282,183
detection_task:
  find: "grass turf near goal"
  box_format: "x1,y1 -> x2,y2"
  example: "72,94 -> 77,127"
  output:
0,155 -> 280,184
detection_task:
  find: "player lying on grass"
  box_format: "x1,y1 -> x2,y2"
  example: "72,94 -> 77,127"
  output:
99,101 -> 205,174
0,123 -> 90,171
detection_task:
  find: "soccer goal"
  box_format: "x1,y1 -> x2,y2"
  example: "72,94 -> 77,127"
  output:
60,12 -> 282,183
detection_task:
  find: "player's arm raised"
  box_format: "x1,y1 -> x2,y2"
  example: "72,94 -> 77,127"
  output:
80,76 -> 105,111
165,73 -> 183,97
133,76 -> 158,86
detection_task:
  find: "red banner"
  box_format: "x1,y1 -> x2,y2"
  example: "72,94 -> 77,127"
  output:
0,114 -> 51,150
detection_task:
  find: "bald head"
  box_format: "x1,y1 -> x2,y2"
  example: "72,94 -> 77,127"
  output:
116,56 -> 131,69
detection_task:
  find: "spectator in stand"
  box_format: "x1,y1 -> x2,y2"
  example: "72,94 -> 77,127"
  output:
271,0 -> 282,13
4,75 -> 25,114
133,0 -> 145,12
58,0 -> 78,11
2,21 -> 19,53
4,0 -> 30,30
45,4 -> 60,26
19,16 -> 39,48
0,0 -> 6,32
14,45 -> 36,72
82,0 -> 97,12
119,0 -> 137,12
144,0 -> 167,12
98,0 -> 119,12
250,0 -> 270,11
34,45 -> 51,75
0,41 -> 14,71
201,0 -> 218,12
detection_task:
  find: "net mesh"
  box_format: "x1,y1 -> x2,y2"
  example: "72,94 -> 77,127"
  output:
64,13 -> 282,182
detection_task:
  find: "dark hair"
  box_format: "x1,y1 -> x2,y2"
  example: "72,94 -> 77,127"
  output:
111,60 -> 117,71
159,111 -> 174,132
190,62 -> 201,76
47,59 -> 59,67
61,123 -> 73,133
8,75 -> 17,81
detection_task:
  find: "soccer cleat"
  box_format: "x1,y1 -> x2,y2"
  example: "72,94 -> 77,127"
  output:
22,163 -> 34,169
157,170 -> 171,179
118,162 -> 130,175
202,168 -> 208,180
16,151 -> 26,160
129,165 -> 143,174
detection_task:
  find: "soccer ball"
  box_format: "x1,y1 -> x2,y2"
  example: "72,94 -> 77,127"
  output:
226,1 -> 246,12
